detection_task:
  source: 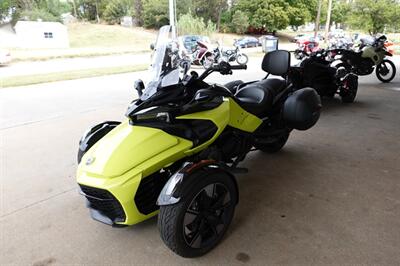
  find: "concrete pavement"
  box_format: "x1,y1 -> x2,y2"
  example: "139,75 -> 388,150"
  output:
1,58 -> 400,265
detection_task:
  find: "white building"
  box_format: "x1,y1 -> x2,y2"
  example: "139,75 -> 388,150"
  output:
14,21 -> 69,49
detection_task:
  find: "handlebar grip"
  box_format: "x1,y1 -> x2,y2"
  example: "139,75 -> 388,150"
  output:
230,65 -> 247,70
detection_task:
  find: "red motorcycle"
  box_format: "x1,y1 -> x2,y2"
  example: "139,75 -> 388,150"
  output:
191,41 -> 215,69
294,39 -> 320,60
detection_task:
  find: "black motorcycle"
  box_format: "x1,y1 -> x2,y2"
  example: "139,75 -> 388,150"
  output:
331,35 -> 396,83
289,50 -> 359,103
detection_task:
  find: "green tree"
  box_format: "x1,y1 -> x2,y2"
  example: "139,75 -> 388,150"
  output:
331,0 -> 351,25
19,8 -> 59,22
234,0 -> 290,31
142,0 -> 197,29
142,0 -> 168,28
286,0 -> 312,31
0,0 -> 12,22
103,0 -> 133,24
231,10 -> 249,34
177,12 -> 216,36
347,0 -> 399,34
1,0 -> 73,23
76,0 -> 107,22
192,0 -> 228,31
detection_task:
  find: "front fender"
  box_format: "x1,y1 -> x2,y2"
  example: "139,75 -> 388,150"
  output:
78,121 -> 121,163
157,160 -> 239,206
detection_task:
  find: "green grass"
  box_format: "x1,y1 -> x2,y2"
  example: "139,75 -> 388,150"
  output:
68,23 -> 156,49
0,64 -> 148,88
9,23 -> 157,62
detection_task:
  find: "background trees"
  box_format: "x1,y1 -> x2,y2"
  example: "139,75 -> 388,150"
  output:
177,12 -> 216,36
1,0 -> 399,35
346,0 -> 400,34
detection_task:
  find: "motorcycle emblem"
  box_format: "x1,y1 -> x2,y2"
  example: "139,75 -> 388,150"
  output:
85,157 -> 95,165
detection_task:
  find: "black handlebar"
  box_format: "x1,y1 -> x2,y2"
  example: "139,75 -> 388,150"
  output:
198,62 -> 247,81
230,65 -> 247,70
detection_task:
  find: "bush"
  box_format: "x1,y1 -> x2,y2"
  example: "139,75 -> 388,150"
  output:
231,10 -> 249,34
104,0 -> 134,24
142,0 -> 169,28
15,0 -> 71,23
19,8 -> 60,22
177,12 -> 216,36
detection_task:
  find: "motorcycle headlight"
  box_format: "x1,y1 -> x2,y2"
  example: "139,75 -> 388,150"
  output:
132,111 -> 171,123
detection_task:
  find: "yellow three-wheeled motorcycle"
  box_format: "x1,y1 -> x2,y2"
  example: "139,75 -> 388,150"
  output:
76,26 -> 321,257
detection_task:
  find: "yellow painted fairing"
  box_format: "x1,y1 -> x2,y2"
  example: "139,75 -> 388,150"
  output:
77,121 -> 192,225
178,98 -> 262,155
77,97 -> 262,225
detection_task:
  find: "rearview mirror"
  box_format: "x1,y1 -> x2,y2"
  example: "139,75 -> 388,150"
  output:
134,79 -> 145,97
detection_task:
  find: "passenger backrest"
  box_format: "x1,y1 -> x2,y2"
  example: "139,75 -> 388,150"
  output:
262,50 -> 291,76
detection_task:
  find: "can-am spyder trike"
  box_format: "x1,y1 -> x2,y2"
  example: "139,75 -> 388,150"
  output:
76,26 -> 321,258
289,49 -> 359,103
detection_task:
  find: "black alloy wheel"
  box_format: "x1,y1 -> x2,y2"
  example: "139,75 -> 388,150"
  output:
158,169 -> 237,258
182,183 -> 231,249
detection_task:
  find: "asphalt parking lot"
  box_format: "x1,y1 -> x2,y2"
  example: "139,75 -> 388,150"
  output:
1,57 -> 400,265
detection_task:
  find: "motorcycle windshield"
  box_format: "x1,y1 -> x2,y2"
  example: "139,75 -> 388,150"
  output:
141,25 -> 180,100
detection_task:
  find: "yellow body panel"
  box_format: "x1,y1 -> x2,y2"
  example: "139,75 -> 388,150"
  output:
178,98 -> 262,156
77,122 -> 193,225
77,97 -> 262,225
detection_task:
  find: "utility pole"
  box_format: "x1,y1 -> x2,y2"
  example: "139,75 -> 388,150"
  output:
324,0 -> 333,42
169,0 -> 177,38
314,0 -> 323,38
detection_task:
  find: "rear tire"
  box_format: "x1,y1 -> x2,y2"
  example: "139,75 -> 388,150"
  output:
255,131 -> 290,153
158,169 -> 237,258
340,76 -> 358,103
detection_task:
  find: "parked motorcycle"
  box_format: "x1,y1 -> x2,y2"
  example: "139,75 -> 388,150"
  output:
332,35 -> 396,83
214,44 -> 249,65
76,26 -> 321,258
290,50 -> 359,103
328,36 -> 353,50
191,40 -> 215,69
294,38 -> 320,60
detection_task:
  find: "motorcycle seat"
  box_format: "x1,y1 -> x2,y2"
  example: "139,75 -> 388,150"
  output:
234,78 -> 287,115
224,80 -> 244,94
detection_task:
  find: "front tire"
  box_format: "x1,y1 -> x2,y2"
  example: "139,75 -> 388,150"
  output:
255,131 -> 290,153
202,56 -> 214,69
236,54 -> 248,65
158,169 -> 237,258
376,59 -> 396,83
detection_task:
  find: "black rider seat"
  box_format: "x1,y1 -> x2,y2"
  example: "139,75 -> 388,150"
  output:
225,50 -> 291,116
233,78 -> 287,115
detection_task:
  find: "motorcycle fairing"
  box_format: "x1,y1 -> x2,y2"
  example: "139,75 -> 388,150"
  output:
361,46 -> 385,65
77,122 -> 193,225
78,121 -> 192,178
178,98 -> 262,156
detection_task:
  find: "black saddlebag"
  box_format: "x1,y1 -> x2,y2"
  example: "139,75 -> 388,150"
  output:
283,88 -> 321,130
